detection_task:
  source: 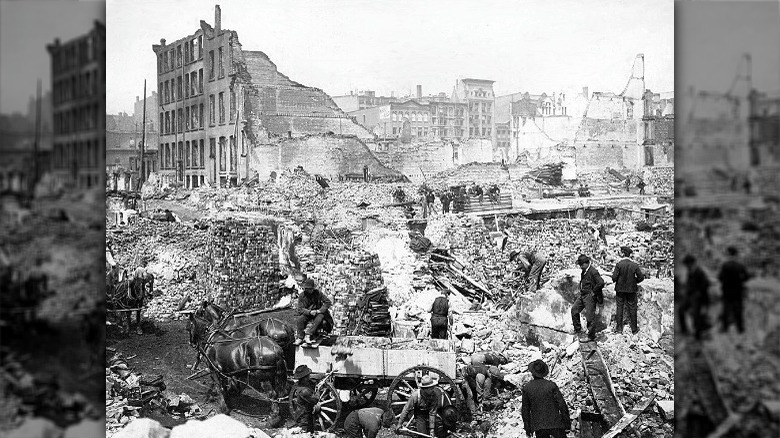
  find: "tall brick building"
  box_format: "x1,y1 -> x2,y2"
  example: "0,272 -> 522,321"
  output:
153,5 -> 372,189
47,20 -> 105,189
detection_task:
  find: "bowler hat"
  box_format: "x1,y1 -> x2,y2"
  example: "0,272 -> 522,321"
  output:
302,278 -> 315,290
293,365 -> 312,379
528,359 -> 549,378
419,375 -> 437,388
620,246 -> 632,257
576,254 -> 590,266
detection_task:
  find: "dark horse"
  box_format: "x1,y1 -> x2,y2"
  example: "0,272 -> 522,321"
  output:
187,313 -> 288,414
107,267 -> 150,334
194,301 -> 296,366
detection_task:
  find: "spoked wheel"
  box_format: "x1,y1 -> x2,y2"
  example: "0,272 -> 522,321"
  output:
315,381 -> 341,432
350,381 -> 379,408
387,365 -> 463,423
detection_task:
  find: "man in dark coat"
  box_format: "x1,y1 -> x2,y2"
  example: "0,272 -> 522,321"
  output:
510,249 -> 548,293
295,278 -> 334,345
343,407 -> 395,438
637,179 -> 646,195
290,365 -> 320,432
439,191 -> 451,214
571,254 -> 605,341
430,290 -> 450,339
612,246 -> 645,336
680,255 -> 711,340
718,247 -> 751,333
521,359 -> 570,438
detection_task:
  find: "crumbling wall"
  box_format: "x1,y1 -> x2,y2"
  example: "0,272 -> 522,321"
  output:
371,141 -> 457,183
460,138 -> 494,164
249,135 -> 402,180
430,162 -> 511,188
575,142 -> 632,169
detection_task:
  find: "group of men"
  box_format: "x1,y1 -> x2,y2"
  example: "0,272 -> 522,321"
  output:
678,246 -> 751,340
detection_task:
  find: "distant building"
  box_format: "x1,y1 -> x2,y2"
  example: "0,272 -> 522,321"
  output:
641,90 -> 675,166
332,90 -> 398,112
428,100 -> 467,141
47,20 -> 105,189
106,113 -> 158,191
749,90 -> 780,166
133,91 -> 159,133
453,78 -> 495,142
349,100 -> 432,140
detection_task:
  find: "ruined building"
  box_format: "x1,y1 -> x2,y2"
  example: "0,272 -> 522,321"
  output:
47,20 -> 106,189
152,5 -> 374,189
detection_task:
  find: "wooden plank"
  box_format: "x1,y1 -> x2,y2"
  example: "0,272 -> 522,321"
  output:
601,394 -> 656,438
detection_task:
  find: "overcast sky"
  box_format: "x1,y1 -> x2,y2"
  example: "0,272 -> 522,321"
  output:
107,0 -> 673,115
677,0 -> 780,96
0,0 -> 104,114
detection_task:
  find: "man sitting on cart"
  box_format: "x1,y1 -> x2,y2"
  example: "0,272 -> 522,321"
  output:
295,277 -> 334,345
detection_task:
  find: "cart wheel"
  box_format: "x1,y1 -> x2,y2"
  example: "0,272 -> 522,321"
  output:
350,382 -> 378,408
316,381 -> 341,432
387,365 -> 463,422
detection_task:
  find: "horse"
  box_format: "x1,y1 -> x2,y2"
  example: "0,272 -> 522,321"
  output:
107,268 -> 148,335
195,301 -> 295,366
187,313 -> 288,413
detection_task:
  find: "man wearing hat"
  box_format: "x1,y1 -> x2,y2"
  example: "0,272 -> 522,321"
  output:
571,254 -> 605,341
680,255 -> 711,340
396,375 -> 440,437
295,278 -> 334,345
521,359 -> 570,438
510,249 -> 547,293
289,365 -> 321,432
612,246 -> 645,337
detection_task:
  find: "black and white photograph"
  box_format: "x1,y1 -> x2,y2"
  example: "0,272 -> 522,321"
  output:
102,0 -> 675,437
0,0 -> 106,437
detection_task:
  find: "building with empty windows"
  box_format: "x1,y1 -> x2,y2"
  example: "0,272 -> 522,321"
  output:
349,100 -> 432,140
47,20 -> 105,189
153,5 -> 372,188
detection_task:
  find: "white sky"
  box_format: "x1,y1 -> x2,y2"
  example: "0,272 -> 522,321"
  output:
0,0 -> 104,114
677,0 -> 780,95
107,0 -> 673,115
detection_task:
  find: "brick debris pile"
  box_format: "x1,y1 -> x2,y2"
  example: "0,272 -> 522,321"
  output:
302,232 -> 388,335
201,217 -> 284,311
108,218 -> 209,321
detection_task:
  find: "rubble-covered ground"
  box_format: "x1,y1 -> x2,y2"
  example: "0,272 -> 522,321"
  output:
0,188 -> 105,436
106,168 -> 675,438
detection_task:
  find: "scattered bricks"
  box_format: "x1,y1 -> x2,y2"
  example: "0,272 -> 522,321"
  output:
655,400 -> 674,421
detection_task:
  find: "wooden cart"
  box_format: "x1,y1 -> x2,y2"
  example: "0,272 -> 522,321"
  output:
294,336 -> 463,431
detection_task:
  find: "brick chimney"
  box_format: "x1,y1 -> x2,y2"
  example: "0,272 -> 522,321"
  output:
160,38 -> 166,46
417,85 -> 422,99
215,5 -> 221,32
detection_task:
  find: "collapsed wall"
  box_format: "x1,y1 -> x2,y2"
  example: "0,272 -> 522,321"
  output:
371,141 -> 458,183
248,135 -> 403,181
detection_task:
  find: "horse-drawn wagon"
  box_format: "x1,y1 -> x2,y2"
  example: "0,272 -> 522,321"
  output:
187,305 -> 463,432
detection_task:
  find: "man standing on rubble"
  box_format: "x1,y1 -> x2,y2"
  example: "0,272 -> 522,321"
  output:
295,278 -> 334,345
718,247 -> 751,334
637,178 -> 646,195
612,246 -> 645,337
510,249 -> 548,293
521,359 -> 571,438
430,289 -> 450,339
571,254 -> 605,341
680,255 -> 710,340
426,190 -> 437,216
439,190 -> 451,214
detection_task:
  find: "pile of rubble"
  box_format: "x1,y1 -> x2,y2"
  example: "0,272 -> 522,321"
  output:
0,348 -> 102,437
109,218 -> 209,321
105,349 -> 202,436
110,414 -> 274,438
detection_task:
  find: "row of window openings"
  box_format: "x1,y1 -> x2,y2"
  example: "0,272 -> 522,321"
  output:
52,35 -> 99,72
160,69 -> 203,104
159,137 -> 238,172
159,36 -> 203,72
159,91 -> 235,134
53,141 -> 101,169
469,103 -> 492,112
471,91 -> 492,98
54,104 -> 100,135
54,70 -> 99,104
159,42 -> 225,83
469,128 -> 492,137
